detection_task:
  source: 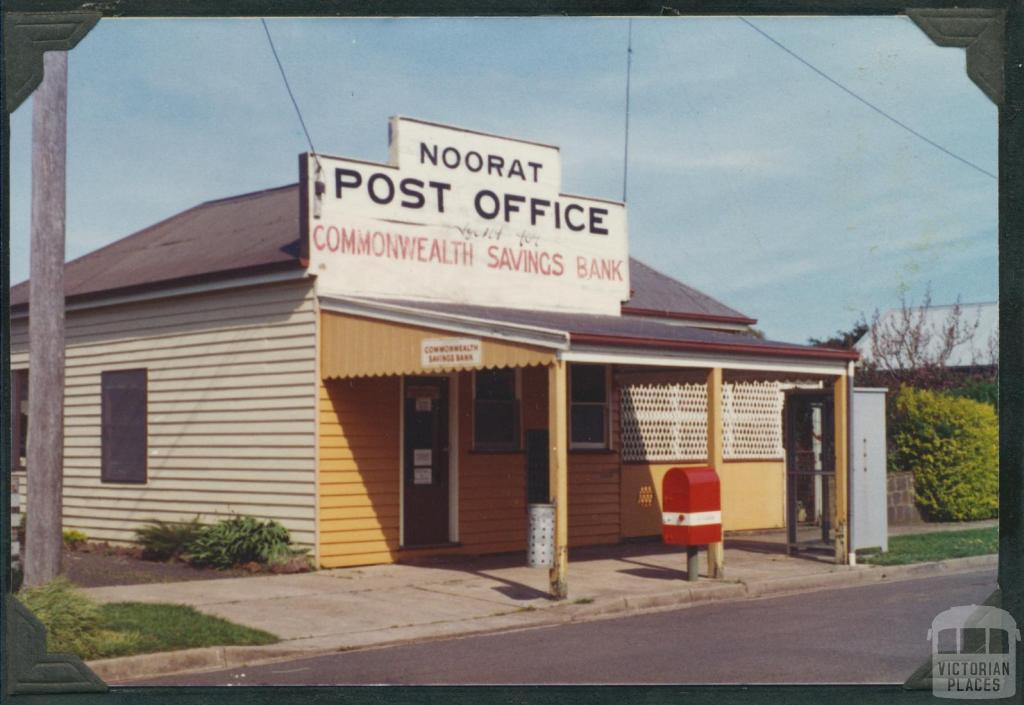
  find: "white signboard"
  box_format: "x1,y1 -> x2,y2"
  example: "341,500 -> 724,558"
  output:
413,449 -> 432,465
413,466 -> 433,485
421,337 -> 482,369
303,117 -> 630,315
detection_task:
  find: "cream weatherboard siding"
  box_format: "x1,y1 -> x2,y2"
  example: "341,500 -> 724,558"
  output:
9,278 -> 319,548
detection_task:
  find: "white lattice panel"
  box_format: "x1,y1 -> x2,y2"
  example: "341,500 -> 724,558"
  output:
722,381 -> 784,459
620,383 -> 708,462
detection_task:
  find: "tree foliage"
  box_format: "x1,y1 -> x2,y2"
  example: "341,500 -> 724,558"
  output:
808,320 -> 869,349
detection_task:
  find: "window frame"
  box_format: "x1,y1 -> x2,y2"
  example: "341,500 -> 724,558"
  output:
569,363 -> 612,450
471,367 -> 522,452
100,368 -> 149,484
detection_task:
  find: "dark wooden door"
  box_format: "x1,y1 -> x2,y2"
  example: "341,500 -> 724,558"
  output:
403,377 -> 450,546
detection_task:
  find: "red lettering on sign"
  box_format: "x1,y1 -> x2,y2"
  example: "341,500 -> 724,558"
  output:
576,257 -> 624,281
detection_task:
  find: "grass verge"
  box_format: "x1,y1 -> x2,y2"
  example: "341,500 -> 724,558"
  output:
858,526 -> 997,566
95,602 -> 278,659
19,578 -> 278,661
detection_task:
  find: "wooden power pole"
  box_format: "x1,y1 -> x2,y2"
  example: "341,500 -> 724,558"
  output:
24,51 -> 68,587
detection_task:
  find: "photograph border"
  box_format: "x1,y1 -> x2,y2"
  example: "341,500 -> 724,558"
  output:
1,2 -> 1018,703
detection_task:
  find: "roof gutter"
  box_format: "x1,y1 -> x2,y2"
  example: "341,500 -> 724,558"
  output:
621,306 -> 758,326
9,262 -> 308,318
569,332 -> 861,362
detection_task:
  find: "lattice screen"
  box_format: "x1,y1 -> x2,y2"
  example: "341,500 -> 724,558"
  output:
722,381 -> 784,459
620,383 -> 708,462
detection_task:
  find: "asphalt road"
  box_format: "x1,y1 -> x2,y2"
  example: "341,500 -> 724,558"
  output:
140,569 -> 996,686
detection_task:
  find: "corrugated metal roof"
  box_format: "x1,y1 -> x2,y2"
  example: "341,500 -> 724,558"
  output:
10,183 -> 749,325
334,296 -> 858,361
855,302 -> 998,368
623,259 -> 755,324
10,184 -> 302,307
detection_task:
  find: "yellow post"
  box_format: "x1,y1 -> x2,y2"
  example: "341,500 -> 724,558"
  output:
706,367 -> 725,579
833,372 -> 850,564
548,360 -> 569,599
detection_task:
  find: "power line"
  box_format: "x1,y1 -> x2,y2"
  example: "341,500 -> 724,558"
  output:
738,17 -> 996,181
622,19 -> 634,203
261,18 -> 322,169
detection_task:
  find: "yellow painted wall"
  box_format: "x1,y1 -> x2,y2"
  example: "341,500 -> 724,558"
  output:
317,364 -> 624,566
718,460 -> 786,531
318,376 -> 402,568
620,459 -> 785,537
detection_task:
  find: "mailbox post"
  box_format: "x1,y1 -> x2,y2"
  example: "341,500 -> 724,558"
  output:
662,466 -> 722,581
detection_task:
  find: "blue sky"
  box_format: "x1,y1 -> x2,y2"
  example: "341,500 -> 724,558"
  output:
7,17 -> 997,343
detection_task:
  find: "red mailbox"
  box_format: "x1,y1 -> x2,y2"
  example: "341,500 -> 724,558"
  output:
662,466 -> 722,546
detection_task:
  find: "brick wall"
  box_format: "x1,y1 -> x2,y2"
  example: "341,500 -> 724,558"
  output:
887,471 -> 923,524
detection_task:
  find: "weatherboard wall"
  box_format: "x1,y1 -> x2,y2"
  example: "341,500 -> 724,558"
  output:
9,279 -> 319,547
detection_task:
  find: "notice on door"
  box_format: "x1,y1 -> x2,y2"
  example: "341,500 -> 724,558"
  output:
413,466 -> 433,485
421,338 -> 482,369
413,449 -> 432,466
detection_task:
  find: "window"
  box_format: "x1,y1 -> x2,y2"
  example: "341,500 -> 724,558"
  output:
570,364 -> 609,448
101,369 -> 148,483
473,368 -> 520,450
11,369 -> 28,471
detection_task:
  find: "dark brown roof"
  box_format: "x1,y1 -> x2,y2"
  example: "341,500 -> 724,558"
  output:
10,183 -> 749,326
624,259 -> 756,325
346,297 -> 858,361
10,184 -> 303,308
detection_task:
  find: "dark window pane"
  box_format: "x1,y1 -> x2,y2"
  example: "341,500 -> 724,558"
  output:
11,370 -> 28,472
962,627 -> 988,654
937,628 -> 959,654
476,369 -> 515,400
571,365 -> 607,403
990,629 -> 1010,655
474,400 -> 520,448
571,405 -> 606,444
101,369 -> 148,484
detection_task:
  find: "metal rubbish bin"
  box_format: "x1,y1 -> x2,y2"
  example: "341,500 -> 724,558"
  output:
527,503 -> 555,568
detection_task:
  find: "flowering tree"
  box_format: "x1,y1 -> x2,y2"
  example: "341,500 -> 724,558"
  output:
864,287 -> 980,390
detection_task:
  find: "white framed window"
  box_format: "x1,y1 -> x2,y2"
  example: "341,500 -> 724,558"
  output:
570,364 -> 610,449
473,368 -> 521,451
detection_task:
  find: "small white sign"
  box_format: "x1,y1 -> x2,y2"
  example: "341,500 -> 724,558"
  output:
415,397 -> 432,412
421,337 -> 482,369
413,466 -> 432,485
413,449 -> 432,466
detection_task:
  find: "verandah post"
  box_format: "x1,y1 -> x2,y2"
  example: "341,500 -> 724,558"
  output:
706,367 -> 725,579
548,360 -> 569,599
833,370 -> 850,564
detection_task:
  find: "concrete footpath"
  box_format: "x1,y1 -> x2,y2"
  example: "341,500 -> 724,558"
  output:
81,539 -> 998,683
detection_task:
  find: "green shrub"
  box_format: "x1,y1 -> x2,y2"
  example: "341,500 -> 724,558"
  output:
135,517 -> 204,561
17,578 -> 141,660
62,529 -> 88,549
185,516 -> 295,569
890,387 -> 998,521
950,380 -> 999,410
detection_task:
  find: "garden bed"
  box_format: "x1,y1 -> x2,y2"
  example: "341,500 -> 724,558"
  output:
62,544 -> 251,588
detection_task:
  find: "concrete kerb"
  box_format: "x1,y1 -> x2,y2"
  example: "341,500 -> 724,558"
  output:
86,553 -> 998,682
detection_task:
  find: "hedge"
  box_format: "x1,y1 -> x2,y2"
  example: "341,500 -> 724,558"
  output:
890,386 -> 998,521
